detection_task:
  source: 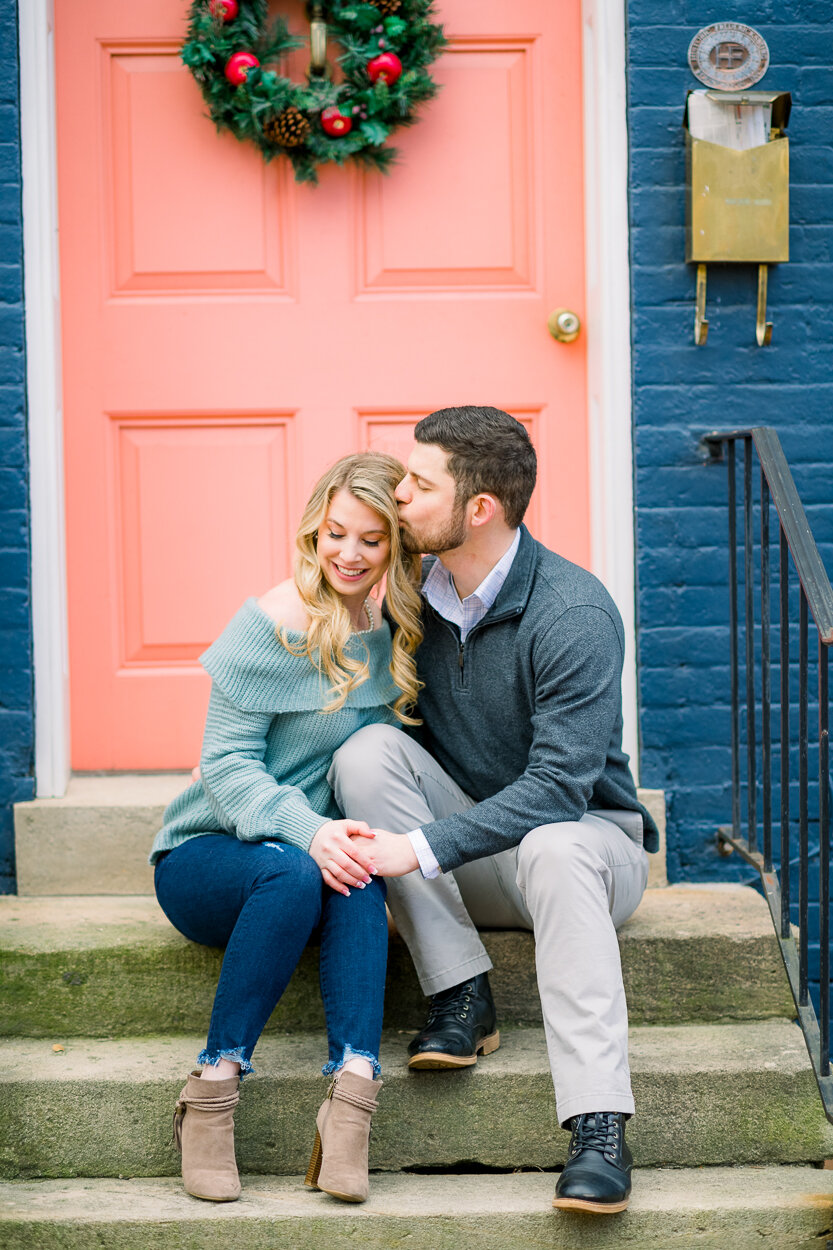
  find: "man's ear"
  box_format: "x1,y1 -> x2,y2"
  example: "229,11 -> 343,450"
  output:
469,493 -> 499,528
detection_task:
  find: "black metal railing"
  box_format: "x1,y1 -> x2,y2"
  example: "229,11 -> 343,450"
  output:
704,427 -> 833,1119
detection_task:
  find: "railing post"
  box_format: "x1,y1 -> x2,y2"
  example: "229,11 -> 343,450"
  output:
744,438 -> 757,852
728,440 -> 741,839
820,640 -> 830,1073
761,469 -> 772,871
800,590 -> 809,1008
780,527 -> 791,940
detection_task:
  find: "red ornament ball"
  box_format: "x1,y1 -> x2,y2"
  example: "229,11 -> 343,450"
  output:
225,51 -> 259,85
321,106 -> 353,137
209,0 -> 238,19
367,51 -> 403,86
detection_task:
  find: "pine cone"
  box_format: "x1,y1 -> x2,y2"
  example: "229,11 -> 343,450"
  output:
375,0 -> 402,14
264,106 -> 310,148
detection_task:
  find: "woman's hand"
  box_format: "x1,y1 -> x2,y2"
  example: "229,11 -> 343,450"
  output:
309,820 -> 378,896
353,829 -> 419,877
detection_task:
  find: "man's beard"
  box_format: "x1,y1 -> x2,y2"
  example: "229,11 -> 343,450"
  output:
400,499 -> 468,555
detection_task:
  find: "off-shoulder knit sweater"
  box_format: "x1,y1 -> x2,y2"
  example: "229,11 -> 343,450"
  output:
149,597 -> 400,865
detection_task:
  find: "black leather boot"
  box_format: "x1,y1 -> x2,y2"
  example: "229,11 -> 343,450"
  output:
407,972 -> 499,1069
552,1112 -> 633,1213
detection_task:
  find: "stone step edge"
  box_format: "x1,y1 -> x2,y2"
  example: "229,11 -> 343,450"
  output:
0,884 -> 797,1034
4,1022 -> 831,1176
0,1168 -> 830,1250
14,781 -> 668,893
0,1018 -> 816,1080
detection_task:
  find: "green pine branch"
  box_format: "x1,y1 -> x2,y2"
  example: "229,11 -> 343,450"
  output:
183,0 -> 446,182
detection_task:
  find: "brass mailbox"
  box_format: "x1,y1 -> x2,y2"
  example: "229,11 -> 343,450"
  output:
683,90 -> 791,344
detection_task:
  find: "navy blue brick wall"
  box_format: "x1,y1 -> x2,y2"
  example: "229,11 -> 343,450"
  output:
0,0 -> 33,893
627,2 -> 833,887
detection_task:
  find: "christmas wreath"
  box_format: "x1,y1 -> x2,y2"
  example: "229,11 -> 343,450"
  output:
182,0 -> 447,184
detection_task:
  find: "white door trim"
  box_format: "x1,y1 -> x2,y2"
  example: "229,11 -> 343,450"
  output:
582,0 -> 639,773
19,0 -> 71,798
20,0 -> 638,793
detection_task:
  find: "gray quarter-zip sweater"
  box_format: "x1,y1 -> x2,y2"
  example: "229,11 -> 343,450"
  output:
414,526 -> 658,871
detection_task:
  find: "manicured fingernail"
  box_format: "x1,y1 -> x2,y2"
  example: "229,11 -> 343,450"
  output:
369,866 -> 378,875
343,889 -> 351,897
357,881 -> 366,889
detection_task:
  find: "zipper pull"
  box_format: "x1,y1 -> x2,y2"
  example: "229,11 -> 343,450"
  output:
458,643 -> 464,670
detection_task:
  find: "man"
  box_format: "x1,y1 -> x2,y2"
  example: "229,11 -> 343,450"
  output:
328,406 -> 658,1214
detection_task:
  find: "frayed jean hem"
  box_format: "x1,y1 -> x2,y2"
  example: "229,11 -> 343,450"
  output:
322,1045 -> 381,1080
198,1047 -> 254,1078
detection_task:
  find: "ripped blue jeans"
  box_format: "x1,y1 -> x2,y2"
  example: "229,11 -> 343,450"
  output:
154,834 -> 387,1078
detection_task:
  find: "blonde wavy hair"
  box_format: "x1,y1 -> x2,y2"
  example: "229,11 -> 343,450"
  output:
282,452 -> 423,724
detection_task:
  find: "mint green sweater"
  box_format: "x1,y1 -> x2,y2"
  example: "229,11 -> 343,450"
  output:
149,598 -> 400,865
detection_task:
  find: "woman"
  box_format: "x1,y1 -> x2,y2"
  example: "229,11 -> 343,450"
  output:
149,452 -> 422,1204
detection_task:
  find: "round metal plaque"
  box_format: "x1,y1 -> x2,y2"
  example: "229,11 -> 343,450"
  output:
688,23 -> 769,90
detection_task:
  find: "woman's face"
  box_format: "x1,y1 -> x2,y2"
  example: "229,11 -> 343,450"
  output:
316,488 -> 391,607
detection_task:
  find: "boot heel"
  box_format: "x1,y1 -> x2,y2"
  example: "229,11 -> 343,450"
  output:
304,1129 -> 323,1188
480,1030 -> 500,1056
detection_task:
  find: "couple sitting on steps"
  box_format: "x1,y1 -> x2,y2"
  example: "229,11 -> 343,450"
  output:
149,405 -> 658,1215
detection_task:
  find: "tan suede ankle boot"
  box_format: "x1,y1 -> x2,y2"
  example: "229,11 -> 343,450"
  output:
304,1070 -> 381,1203
173,1069 -> 241,1201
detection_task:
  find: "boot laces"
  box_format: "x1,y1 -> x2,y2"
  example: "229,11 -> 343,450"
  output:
425,980 -> 475,1027
568,1113 -> 621,1162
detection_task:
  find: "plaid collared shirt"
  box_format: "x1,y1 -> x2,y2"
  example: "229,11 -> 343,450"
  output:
421,529 -> 521,640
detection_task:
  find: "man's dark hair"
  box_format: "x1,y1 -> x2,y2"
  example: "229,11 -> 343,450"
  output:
414,406 -> 537,529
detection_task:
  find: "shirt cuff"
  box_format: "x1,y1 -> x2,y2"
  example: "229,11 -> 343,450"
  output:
407,827 -> 442,878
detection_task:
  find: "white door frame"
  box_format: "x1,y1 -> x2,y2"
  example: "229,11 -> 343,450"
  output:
19,0 -> 70,798
19,0 -> 639,796
582,0 -> 639,772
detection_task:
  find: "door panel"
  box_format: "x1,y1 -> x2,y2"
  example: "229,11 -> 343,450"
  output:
56,0 -> 587,767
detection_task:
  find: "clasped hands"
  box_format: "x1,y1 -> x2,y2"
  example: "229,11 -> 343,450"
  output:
308,820 -> 419,896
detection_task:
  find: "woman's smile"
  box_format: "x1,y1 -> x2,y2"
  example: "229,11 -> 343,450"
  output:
317,489 -> 392,613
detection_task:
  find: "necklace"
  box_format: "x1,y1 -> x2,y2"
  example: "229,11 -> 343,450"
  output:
356,597 -> 374,635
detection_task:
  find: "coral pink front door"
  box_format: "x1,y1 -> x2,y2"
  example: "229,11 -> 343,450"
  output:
56,0 -> 588,769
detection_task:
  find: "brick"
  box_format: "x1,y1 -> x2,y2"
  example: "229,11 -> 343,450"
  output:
0,550 -> 29,590
0,306 -> 23,350
796,66 -> 833,104
0,467 -> 26,512
0,587 -> 30,629
790,146 -> 833,183
0,105 -> 19,146
0,427 -> 25,468
0,144 -> 21,186
628,67 -> 693,100
0,711 -> 35,774
0,183 -> 21,228
638,546 -> 729,587
0,762 -> 34,808
629,107 -> 688,151
0,511 -> 27,548
627,146 -> 685,189
0,11 -> 19,106
639,584 -> 735,628
640,665 -> 732,708
0,351 -> 24,385
635,342 -> 833,387
0,263 -> 21,302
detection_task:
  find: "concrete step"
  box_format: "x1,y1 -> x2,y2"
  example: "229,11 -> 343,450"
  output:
0,886 -> 793,1037
2,1021 -> 831,1180
14,774 -> 191,896
1,1168 -> 831,1250
13,775 -> 670,893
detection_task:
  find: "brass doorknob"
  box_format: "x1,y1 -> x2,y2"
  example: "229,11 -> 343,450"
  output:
547,308 -> 581,343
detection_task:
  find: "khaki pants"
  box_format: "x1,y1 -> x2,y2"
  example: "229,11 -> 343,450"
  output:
328,724 -> 649,1125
